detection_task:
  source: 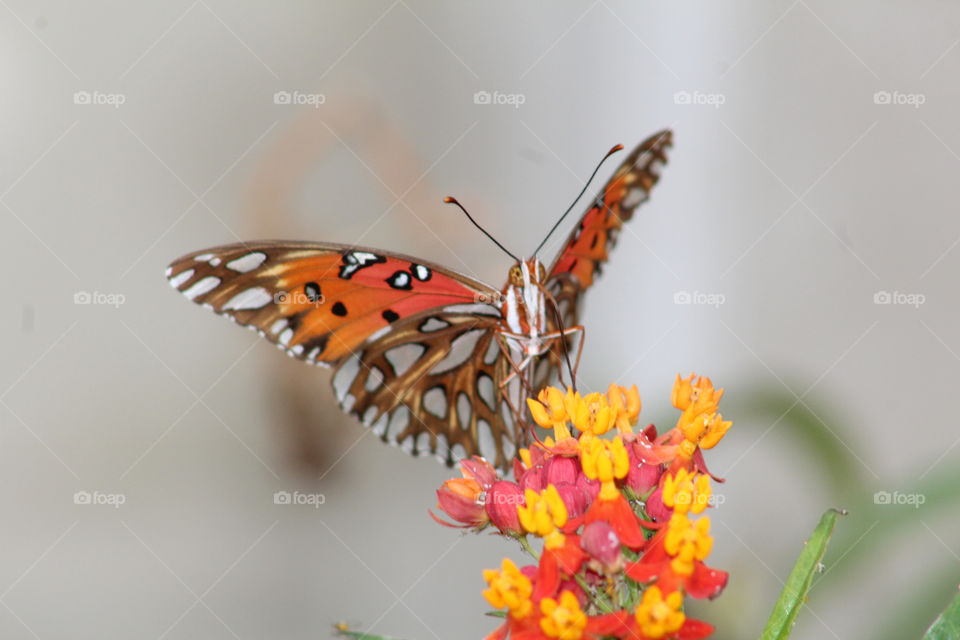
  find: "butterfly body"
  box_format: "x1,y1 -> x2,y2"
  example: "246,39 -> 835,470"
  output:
167,129 -> 673,467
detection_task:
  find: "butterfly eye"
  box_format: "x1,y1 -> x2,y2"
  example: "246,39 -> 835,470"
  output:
509,265 -> 523,285
537,263 -> 547,281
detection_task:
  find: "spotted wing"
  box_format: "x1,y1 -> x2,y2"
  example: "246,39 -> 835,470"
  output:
331,309 -> 518,468
167,241 -> 516,466
166,241 -> 499,365
547,129 -> 673,328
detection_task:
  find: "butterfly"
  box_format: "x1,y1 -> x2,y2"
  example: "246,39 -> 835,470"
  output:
166,129 -> 672,468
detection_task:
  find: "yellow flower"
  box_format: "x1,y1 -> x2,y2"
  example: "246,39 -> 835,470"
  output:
517,485 -> 568,538
662,469 -> 712,515
539,590 -> 587,640
664,513 -> 714,576
672,374 -> 723,414
579,435 -> 629,500
607,383 -> 641,433
527,387 -> 574,441
570,392 -> 615,436
634,586 -> 686,639
678,412 -> 732,455
482,557 -> 533,619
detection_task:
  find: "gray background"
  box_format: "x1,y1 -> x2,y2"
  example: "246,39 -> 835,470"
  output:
2,2 -> 958,639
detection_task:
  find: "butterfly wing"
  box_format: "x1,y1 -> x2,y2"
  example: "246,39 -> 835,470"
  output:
166,241 -> 499,364
167,241 -> 514,465
546,129 -> 673,329
331,309 -> 517,467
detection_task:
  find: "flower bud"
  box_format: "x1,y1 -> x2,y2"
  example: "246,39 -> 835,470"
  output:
553,483 -> 589,520
485,480 -> 524,534
543,456 -> 579,486
436,478 -> 487,527
645,486 -> 672,522
580,521 -> 622,571
459,455 -> 497,490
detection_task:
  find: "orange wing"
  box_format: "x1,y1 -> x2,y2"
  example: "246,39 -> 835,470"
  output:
546,130 -> 672,328
166,242 -> 500,365
549,130 -> 672,287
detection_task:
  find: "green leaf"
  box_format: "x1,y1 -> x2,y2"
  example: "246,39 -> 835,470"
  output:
332,626 -> 409,640
923,590 -> 960,640
759,509 -> 844,640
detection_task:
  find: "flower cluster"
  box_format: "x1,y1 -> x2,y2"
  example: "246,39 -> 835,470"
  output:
433,375 -> 732,640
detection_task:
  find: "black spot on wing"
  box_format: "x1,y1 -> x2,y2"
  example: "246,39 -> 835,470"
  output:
382,309 -> 399,323
332,302 -> 347,317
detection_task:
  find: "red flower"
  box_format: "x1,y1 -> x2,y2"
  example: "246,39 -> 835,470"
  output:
486,480 -> 525,534
626,518 -> 728,600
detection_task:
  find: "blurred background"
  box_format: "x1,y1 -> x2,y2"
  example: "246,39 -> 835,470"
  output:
2,1 -> 959,638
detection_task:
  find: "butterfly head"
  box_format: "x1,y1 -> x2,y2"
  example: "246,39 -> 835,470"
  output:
508,258 -> 547,288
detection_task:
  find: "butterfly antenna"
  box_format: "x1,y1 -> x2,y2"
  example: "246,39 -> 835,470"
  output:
444,197 -> 520,262
533,144 -> 624,257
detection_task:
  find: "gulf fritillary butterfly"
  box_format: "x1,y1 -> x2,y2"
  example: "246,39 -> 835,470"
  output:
166,129 -> 672,468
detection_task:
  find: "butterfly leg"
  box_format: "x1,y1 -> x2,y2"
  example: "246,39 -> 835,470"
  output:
542,324 -> 586,389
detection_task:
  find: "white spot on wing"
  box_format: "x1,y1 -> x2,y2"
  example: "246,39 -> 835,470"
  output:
451,443 -> 467,461
278,328 -> 293,346
420,317 -> 449,332
384,344 -> 426,377
222,286 -> 272,310
477,375 -> 496,409
622,186 -> 647,209
400,435 -> 415,455
477,419 -> 496,460
443,303 -> 501,317
182,276 -> 220,300
169,269 -> 194,288
386,406 -> 409,441
484,336 -> 501,365
194,253 -> 215,262
371,414 -> 389,438
365,367 -> 384,393
226,252 -> 267,273
362,406 -> 378,426
333,356 -> 360,401
423,387 -> 447,418
270,319 -> 287,335
456,393 -> 472,428
433,329 -> 484,374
